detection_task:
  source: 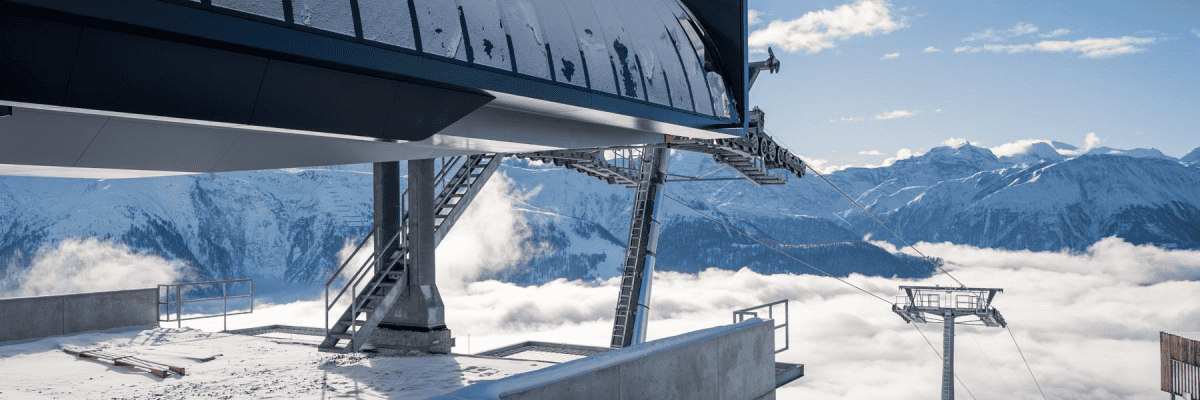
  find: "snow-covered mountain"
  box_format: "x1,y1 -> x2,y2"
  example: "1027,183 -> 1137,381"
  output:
2,142 -> 1198,293
0,167 -> 373,294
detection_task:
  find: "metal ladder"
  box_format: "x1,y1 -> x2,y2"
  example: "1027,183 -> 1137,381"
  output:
610,151 -> 660,348
320,154 -> 503,353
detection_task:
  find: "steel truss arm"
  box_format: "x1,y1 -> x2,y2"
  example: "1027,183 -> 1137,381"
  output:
513,109 -> 805,187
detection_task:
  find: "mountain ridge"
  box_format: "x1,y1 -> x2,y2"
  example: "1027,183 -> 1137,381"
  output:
2,141 -> 1198,292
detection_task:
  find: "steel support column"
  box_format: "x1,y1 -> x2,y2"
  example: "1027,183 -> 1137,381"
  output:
611,147 -> 670,348
373,162 -> 402,272
942,313 -> 955,400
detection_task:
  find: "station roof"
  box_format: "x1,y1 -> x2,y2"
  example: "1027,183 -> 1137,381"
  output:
0,0 -> 749,178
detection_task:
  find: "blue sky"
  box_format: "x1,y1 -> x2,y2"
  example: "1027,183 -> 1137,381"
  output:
745,0 -> 1200,170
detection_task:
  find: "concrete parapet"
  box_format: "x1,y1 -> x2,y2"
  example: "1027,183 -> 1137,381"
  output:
0,288 -> 157,343
0,295 -> 64,343
435,319 -> 776,400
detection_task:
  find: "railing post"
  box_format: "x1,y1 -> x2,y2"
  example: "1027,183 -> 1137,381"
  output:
325,277 -> 329,334
784,300 -> 790,352
176,285 -> 182,329
157,284 -> 164,325
222,282 -> 228,332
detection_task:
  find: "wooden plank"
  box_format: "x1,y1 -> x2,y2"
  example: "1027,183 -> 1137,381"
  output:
1163,332 -> 1171,392
61,348 -> 185,379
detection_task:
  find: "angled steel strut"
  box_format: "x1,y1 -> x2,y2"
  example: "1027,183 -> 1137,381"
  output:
513,49 -> 802,349
610,147 -> 669,348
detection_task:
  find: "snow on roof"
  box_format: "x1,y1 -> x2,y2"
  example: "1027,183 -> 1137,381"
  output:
0,327 -> 554,399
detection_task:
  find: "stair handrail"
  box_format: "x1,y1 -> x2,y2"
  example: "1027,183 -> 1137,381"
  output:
322,154 -> 502,348
325,222 -> 379,289
343,225 -> 406,313
324,191 -> 408,335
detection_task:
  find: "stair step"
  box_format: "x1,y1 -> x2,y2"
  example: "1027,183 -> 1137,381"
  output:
335,320 -> 366,327
329,333 -> 353,340
317,346 -> 346,353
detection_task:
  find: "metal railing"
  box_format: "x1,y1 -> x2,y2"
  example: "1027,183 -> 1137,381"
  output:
897,293 -> 987,310
322,155 -> 485,338
323,219 -> 406,338
733,299 -> 789,354
158,278 -> 253,331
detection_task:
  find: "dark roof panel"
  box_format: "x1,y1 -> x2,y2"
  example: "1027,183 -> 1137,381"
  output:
192,0 -> 737,120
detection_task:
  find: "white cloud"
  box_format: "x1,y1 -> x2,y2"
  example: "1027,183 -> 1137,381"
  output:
830,116 -> 862,122
1192,28 -> 1200,38
881,147 -> 921,166
963,22 -> 1040,42
956,36 -> 1156,58
962,28 -> 1002,43
796,156 -> 857,174
988,139 -> 1051,157
940,137 -> 982,148
1037,36 -> 1156,58
935,109 -> 942,113
1039,28 -> 1071,38
875,110 -> 915,120
454,238 -> 1200,398
146,236 -> 1200,399
923,46 -> 940,52
2,238 -> 188,298
1083,132 -> 1101,149
1009,22 -> 1039,36
748,9 -> 762,26
858,150 -> 885,156
748,0 -> 901,54
881,52 -> 900,60
437,172 -> 544,291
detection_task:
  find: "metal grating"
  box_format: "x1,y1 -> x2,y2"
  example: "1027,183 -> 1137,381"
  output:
477,341 -> 612,364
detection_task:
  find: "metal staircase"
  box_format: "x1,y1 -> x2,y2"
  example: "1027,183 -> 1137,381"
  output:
319,154 -> 503,353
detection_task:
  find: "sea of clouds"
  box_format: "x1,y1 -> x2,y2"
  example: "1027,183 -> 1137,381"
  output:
5,169 -> 1197,399
206,172 -> 1200,399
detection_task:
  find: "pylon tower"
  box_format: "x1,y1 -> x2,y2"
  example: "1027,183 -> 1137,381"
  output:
893,285 -> 1007,400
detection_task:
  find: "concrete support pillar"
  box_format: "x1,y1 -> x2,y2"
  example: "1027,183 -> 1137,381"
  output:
372,159 -> 452,353
942,313 -> 955,400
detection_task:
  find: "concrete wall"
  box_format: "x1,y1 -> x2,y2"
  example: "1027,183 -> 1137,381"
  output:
0,288 -> 158,343
436,319 -> 776,400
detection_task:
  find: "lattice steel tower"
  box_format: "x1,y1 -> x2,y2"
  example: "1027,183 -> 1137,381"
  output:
893,286 -> 1007,400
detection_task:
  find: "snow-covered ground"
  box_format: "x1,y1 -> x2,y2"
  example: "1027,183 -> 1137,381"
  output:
0,328 -> 552,400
